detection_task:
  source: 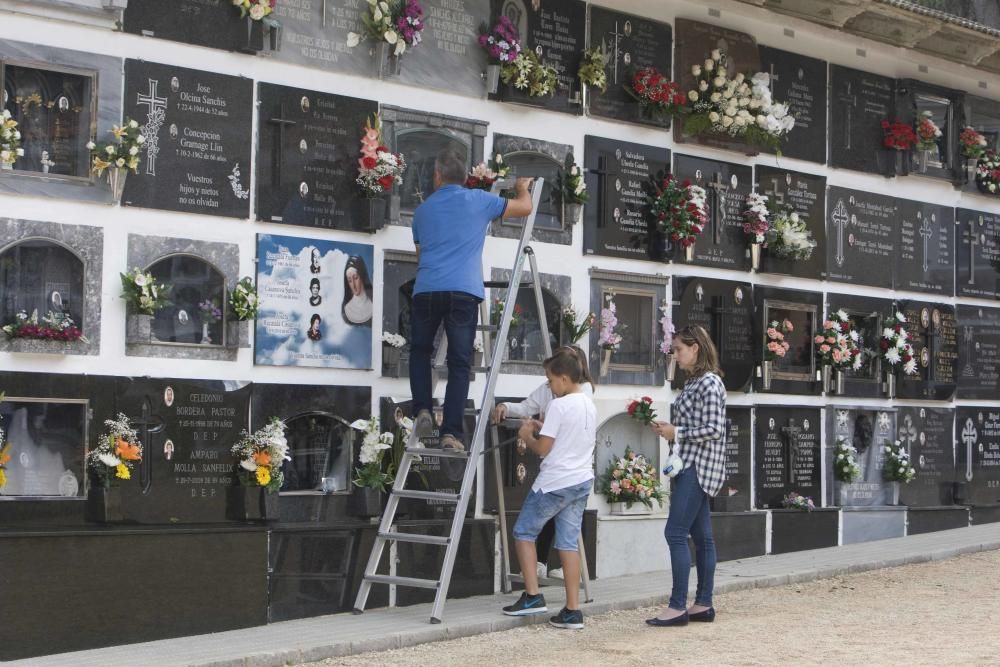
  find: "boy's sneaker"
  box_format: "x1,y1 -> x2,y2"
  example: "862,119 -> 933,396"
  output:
413,410 -> 434,438
502,592 -> 547,616
549,607 -> 584,630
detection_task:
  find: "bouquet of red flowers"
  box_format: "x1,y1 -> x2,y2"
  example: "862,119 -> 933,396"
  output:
960,126 -> 988,160
626,396 -> 657,425
626,67 -> 686,123
648,174 -> 708,249
356,114 -> 406,198
881,119 -> 917,151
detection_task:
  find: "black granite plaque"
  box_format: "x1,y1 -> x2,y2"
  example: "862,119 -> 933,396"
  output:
673,19 -> 759,154
672,154 -> 751,269
955,408 -> 1000,506
896,199 -> 955,296
587,5 -> 672,128
755,406 -> 821,509
829,65 -> 896,176
672,277 -> 754,392
957,305 -> 1000,400
826,186 -> 896,288
896,300 -> 958,401
483,396 -> 538,512
256,83 -> 377,230
122,60 -> 253,219
754,166 -> 827,280
582,135 -> 669,261
754,286 -> 822,395
897,407 -> 955,507
712,407 -> 751,513
381,252 -> 418,378
955,208 -> 1000,300
490,0 -> 586,115
824,293 -> 893,399
827,407 -> 896,507
756,45 -> 827,163
123,0 -> 245,52
115,377 -> 252,524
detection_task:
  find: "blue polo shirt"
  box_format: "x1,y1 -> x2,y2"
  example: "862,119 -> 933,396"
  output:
412,184 -> 508,299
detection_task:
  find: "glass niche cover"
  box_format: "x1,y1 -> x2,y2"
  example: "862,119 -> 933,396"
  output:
606,290 -> 655,370
503,286 -> 561,364
0,240 -> 85,328
763,299 -> 817,382
2,62 -> 94,178
148,255 -> 226,345
0,397 -> 87,498
395,127 -> 471,215
501,152 -> 562,230
279,412 -> 353,494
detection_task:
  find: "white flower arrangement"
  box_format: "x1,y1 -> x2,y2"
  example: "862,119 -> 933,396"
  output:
0,109 -> 24,168
833,438 -> 861,483
120,267 -> 171,316
766,208 -> 816,261
231,418 -> 289,491
229,276 -> 259,321
350,416 -> 394,490
879,312 -> 918,376
87,413 -> 143,488
883,439 -> 916,483
381,331 -> 406,348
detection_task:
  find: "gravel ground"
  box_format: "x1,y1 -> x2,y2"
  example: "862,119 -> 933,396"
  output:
301,549 -> 1000,667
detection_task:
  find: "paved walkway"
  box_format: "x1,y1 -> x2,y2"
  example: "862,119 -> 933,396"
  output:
11,523 -> 1000,667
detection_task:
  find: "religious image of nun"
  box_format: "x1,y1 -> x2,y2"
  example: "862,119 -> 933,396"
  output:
307,313 -> 322,341
342,255 -> 373,326
309,277 -> 322,307
310,248 -> 321,274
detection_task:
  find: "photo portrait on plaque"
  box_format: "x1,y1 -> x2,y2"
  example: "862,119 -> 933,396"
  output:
255,234 -> 374,369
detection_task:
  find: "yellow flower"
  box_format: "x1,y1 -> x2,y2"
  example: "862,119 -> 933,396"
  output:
255,466 -> 271,486
92,156 -> 109,176
111,125 -> 125,139
115,463 -> 130,480
0,468 -> 6,488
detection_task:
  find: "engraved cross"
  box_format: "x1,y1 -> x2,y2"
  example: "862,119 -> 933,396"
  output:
133,397 -> 166,495
968,216 -> 981,285
918,213 -> 934,273
268,103 -> 297,187
780,419 -> 803,487
136,78 -> 168,176
832,199 -> 850,267
706,172 -> 729,245
838,80 -> 857,150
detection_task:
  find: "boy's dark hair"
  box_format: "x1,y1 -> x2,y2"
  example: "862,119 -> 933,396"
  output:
557,344 -> 595,389
543,350 -> 583,383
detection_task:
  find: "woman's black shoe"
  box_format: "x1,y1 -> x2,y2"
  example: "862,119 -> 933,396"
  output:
645,611 -> 689,627
688,607 -> 715,622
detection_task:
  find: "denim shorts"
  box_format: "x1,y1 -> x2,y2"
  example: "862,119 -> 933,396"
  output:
512,480 -> 591,551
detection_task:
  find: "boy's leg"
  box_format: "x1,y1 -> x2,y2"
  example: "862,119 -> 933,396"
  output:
551,481 -> 591,610
515,539 -> 540,595
557,549 -> 581,609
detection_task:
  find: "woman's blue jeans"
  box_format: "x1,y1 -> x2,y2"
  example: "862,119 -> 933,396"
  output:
664,465 -> 716,610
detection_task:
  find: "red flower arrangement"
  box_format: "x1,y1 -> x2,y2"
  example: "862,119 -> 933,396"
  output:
626,396 -> 657,425
961,126 -> 988,160
881,119 -> 917,151
647,174 -> 708,249
626,67 -> 686,123
2,310 -> 85,342
356,113 -> 406,198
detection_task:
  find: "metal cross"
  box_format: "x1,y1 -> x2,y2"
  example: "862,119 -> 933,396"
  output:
831,199 -> 850,267
607,22 -> 625,85
268,103 -> 297,187
968,216 -> 981,285
780,419 -> 803,487
706,172 -> 730,245
838,80 -> 856,150
918,213 -> 934,273
769,63 -> 781,96
133,397 -> 166,495
961,417 -> 977,482
592,154 -> 620,231
763,176 -> 785,207
136,78 -> 168,176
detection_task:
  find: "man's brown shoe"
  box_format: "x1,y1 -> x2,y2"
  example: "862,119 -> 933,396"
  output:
439,434 -> 465,451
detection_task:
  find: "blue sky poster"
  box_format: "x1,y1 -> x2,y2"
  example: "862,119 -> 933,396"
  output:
255,233 -> 374,369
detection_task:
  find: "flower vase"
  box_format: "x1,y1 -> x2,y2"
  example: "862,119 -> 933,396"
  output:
885,373 -> 896,399
485,64 -> 501,94
268,22 -> 281,51
750,242 -> 761,271
242,16 -> 265,53
684,243 -> 695,262
821,365 -> 832,393
226,319 -> 251,349
761,360 -> 772,390
373,42 -> 401,79
200,322 -> 212,345
665,354 -> 677,382
563,202 -> 583,226
107,167 -> 128,203
86,485 -> 123,523
125,313 -> 152,344
600,348 -> 612,377
967,159 -> 978,184
226,485 -> 279,521
366,196 -> 387,232
610,502 -> 651,516
894,150 -> 905,175
835,369 -> 846,395
382,343 -> 401,374
349,485 -> 385,518
917,150 -> 930,173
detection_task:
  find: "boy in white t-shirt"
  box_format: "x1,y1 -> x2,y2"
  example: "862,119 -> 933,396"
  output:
501,352 -> 597,630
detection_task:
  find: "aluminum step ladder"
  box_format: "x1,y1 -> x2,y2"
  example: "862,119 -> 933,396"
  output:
354,178 -> 575,623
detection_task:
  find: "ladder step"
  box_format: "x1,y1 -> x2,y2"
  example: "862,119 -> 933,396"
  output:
379,531 -> 451,546
432,365 -> 491,373
477,324 -> 498,332
405,446 -> 468,459
393,489 -> 461,503
365,574 -> 440,589
483,280 -> 533,289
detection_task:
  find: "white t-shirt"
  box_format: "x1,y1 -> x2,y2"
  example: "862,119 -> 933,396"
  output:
533,392 -> 597,493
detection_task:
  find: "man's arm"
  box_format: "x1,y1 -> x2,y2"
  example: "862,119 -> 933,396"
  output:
502,177 -> 535,219
414,244 -> 420,262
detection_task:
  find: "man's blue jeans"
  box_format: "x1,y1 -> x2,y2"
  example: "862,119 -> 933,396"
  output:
664,465 -> 716,610
409,291 -> 480,441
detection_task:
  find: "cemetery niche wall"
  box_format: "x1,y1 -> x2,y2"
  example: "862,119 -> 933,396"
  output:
895,299 -> 958,401
823,293 -> 893,399
957,305 -> 1000,400
955,407 -> 1000,510
829,65 -> 896,177
489,267 -> 566,375
124,0 -> 276,55
754,166 -> 827,281
955,207 -> 1000,300
756,45 -> 827,164
754,286 -> 822,395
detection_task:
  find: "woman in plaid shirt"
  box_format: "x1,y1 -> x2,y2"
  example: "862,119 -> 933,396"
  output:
646,325 -> 726,627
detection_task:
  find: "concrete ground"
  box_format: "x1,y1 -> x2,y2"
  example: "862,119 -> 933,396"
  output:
9,522 -> 1000,667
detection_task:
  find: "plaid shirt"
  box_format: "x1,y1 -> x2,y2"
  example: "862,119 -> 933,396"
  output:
671,372 -> 727,497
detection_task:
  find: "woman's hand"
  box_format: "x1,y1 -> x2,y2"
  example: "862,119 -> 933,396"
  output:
649,420 -> 676,440
491,403 -> 507,424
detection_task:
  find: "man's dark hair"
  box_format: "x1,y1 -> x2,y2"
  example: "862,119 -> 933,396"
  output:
543,351 -> 583,383
435,149 -> 467,184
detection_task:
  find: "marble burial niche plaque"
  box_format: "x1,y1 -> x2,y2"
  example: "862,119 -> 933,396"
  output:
587,5 -> 672,128
114,377 -> 252,524
955,407 -> 1000,506
826,186 -> 896,289
755,406 -> 821,510
122,60 -> 253,219
757,45 -> 827,164
123,0 -> 246,52
827,407 -> 897,507
897,406 -> 955,507
829,65 -> 896,176
396,0 -> 490,98
583,135 -> 669,261
896,300 -> 958,401
490,0 -> 586,114
712,407 -> 751,513
672,154 -> 751,270
896,199 -> 955,296
483,396 -> 540,512
754,166 -> 827,280
256,83 -> 377,231
754,286 -> 822,395
824,293 -> 893,399
955,208 -> 1000,300
672,277 -> 754,392
673,18 -> 759,153
957,305 -> 1000,400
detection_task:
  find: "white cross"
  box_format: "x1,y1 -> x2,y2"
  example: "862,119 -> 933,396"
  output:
918,213 -> 934,273
962,417 -> 978,482
832,199 -> 850,267
136,78 -> 168,176
968,216 -> 981,285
